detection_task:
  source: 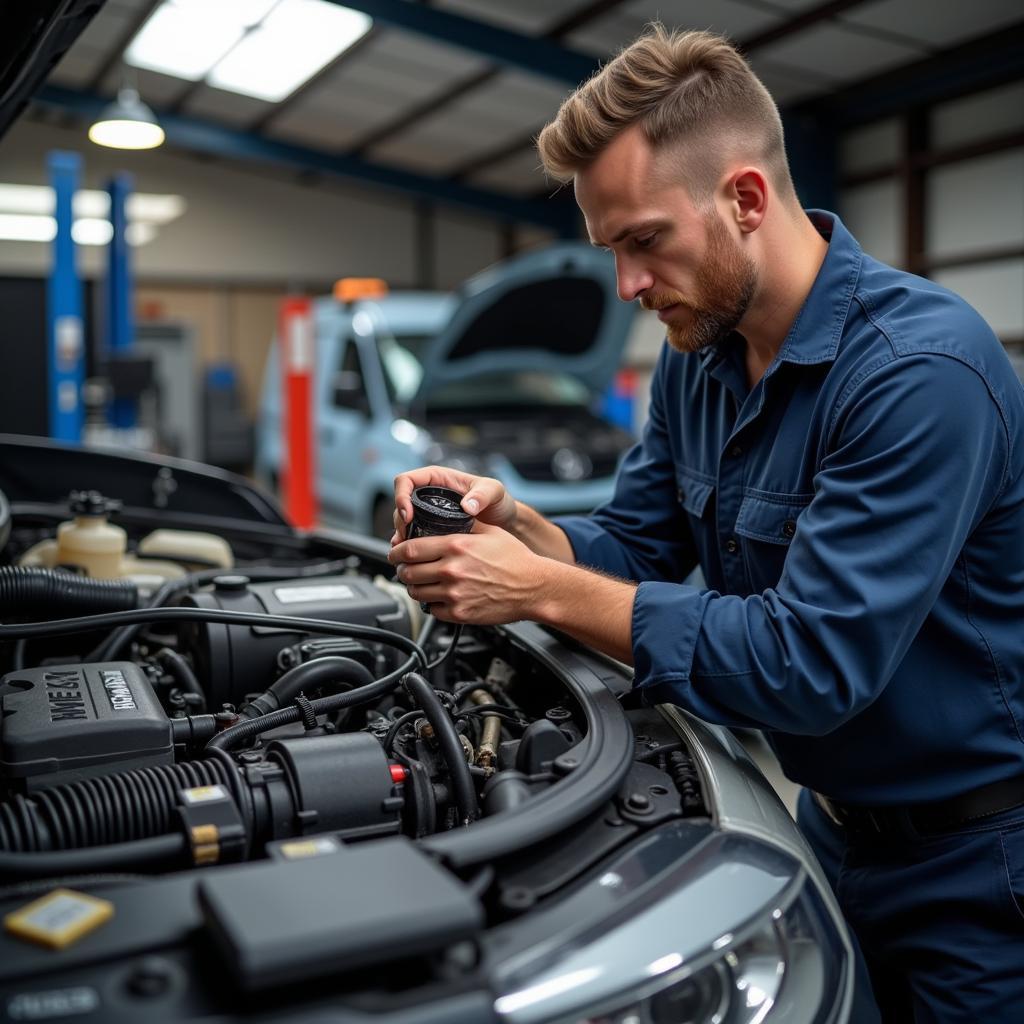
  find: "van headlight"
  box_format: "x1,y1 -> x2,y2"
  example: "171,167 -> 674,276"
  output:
493,827 -> 851,1024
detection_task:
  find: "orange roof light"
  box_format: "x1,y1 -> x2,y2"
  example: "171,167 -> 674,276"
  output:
334,277 -> 389,303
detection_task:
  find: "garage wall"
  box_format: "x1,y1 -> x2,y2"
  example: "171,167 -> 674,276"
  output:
838,81 -> 1024,357
0,118 -> 521,289
0,118 -> 537,421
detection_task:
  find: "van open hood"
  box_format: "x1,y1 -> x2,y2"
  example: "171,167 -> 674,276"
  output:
414,243 -> 634,399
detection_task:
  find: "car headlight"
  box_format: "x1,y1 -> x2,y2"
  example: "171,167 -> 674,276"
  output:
424,442 -> 490,477
493,825 -> 851,1024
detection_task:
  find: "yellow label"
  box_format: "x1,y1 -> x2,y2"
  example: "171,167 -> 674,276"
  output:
4,889 -> 113,950
279,837 -> 341,859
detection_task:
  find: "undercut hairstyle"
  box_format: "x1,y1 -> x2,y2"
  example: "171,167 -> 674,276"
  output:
537,24 -> 796,204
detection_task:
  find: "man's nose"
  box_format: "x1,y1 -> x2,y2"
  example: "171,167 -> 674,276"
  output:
615,258 -> 654,303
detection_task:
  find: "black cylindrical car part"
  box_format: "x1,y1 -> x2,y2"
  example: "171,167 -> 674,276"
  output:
178,574 -> 414,707
408,487 -> 474,539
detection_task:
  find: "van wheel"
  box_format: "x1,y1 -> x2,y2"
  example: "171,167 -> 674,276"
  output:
371,497 -> 395,541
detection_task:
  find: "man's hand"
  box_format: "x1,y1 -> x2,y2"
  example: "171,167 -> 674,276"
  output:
388,521 -> 637,663
392,466 -> 517,543
388,523 -> 543,624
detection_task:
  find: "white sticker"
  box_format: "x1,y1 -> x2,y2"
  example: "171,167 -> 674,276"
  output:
55,316 -> 82,370
21,895 -> 96,934
181,784 -> 228,804
274,584 -> 355,604
7,987 -> 99,1021
286,314 -> 314,372
57,380 -> 78,413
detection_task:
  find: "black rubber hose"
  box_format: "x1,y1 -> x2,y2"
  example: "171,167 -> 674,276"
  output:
240,656 -> 374,719
206,660 -> 413,751
0,835 -> 186,879
0,757 -> 238,852
90,560 -> 350,661
403,671 -> 478,826
0,607 -> 427,669
156,647 -> 205,712
0,566 -> 138,619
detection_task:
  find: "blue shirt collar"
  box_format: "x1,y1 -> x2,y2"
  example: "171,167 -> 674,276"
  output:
701,209 -> 862,373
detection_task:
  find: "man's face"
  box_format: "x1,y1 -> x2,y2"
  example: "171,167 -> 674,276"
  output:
575,125 -> 757,353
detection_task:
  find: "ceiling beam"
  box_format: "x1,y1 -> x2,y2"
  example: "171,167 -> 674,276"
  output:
447,0 -> 880,181
33,84 -> 577,233
795,19 -> 1024,126
322,0 -> 598,84
347,0 -> 626,160
737,0 -> 876,52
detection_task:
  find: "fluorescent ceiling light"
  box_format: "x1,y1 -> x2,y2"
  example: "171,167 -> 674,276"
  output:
0,186 -> 186,227
72,218 -> 114,246
208,1 -> 371,102
0,213 -> 159,247
0,214 -> 55,242
125,0 -> 277,81
0,185 -> 51,215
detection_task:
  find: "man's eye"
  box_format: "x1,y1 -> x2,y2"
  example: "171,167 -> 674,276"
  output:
635,233 -> 658,249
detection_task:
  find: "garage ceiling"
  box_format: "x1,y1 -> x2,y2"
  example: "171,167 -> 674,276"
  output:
29,0 -> 1024,227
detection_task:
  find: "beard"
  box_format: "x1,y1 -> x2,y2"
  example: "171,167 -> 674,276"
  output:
641,213 -> 758,354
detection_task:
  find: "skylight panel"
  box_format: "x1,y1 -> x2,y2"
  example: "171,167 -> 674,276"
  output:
207,1 -> 372,102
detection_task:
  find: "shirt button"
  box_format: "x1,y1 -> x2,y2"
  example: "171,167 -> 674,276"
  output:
677,487 -> 685,502
725,538 -> 739,554
728,444 -> 743,457
782,520 -> 797,538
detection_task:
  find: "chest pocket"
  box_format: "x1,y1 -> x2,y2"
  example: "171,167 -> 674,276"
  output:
734,490 -> 813,589
735,490 -> 813,544
676,464 -> 715,519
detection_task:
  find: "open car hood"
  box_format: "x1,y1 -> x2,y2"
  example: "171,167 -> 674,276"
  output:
414,243 -> 634,400
0,1 -> 101,139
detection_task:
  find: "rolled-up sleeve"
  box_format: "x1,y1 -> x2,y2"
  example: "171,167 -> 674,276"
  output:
554,345 -> 699,584
631,352 -> 1009,735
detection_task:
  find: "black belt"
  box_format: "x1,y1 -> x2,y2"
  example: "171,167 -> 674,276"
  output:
813,775 -> 1024,839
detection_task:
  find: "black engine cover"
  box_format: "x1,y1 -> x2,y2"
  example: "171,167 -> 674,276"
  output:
0,661 -> 172,793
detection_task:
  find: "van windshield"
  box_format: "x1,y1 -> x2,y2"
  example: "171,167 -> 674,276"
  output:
379,336 -> 428,403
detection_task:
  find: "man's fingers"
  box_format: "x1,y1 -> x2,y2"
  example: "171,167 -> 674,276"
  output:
388,534 -> 452,566
460,478 -> 506,517
394,466 -> 472,524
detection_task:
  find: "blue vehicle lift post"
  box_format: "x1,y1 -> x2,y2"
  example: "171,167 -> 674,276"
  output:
47,150 -> 84,442
106,172 -> 135,428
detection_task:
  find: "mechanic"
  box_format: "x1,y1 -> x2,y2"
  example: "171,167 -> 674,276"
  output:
387,25 -> 1024,1023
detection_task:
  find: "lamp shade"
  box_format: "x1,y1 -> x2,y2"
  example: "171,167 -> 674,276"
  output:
88,88 -> 165,150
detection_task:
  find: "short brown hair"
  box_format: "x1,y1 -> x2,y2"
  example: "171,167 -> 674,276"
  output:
537,24 -> 794,202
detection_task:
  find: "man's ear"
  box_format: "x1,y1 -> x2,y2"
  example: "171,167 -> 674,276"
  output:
724,168 -> 767,233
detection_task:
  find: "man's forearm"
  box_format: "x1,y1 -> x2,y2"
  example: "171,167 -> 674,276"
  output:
529,557 -> 636,664
508,501 -> 577,562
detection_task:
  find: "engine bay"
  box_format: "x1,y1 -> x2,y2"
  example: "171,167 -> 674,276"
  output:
0,457 -> 709,1016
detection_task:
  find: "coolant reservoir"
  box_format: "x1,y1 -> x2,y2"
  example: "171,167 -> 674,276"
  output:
135,529 -> 233,570
55,491 -> 127,579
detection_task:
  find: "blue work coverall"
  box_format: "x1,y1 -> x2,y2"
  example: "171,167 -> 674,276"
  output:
555,212 -> 1024,1022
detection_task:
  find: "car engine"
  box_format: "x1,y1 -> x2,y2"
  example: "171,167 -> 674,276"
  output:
0,484 -> 704,892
